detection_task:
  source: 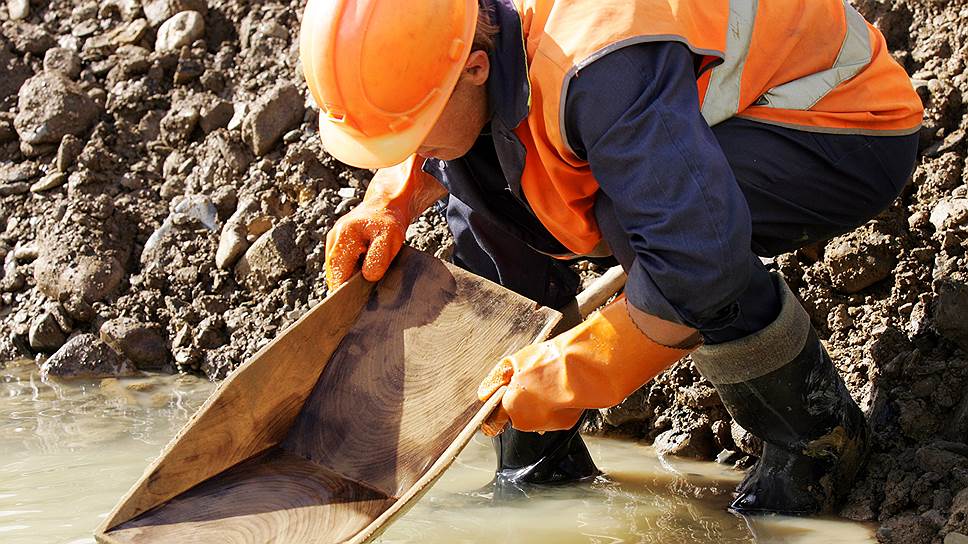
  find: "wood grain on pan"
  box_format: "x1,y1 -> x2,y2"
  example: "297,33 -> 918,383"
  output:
283,247 -> 559,498
99,275 -> 375,532
99,246 -> 561,543
105,448 -> 394,544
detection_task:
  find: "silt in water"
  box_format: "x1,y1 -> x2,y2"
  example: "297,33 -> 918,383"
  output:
0,359 -> 874,543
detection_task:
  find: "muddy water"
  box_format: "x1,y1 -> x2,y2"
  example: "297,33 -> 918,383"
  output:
1,359 -> 875,544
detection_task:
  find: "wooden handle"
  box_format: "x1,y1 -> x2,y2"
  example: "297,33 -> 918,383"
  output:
576,266 -> 627,318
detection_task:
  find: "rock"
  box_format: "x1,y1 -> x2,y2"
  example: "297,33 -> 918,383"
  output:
916,444 -> 968,474
930,199 -> 968,231
28,312 -> 66,352
142,0 -> 208,27
876,514 -> 937,544
55,135 -> 83,172
947,489 -> 968,534
0,112 -> 15,143
933,277 -> 968,352
160,104 -> 200,145
946,533 -> 968,544
14,73 -> 101,146
199,99 -> 233,133
40,334 -> 138,379
731,421 -> 763,457
34,195 -> 134,310
601,387 -> 652,428
7,0 -> 29,21
653,424 -> 716,459
29,172 -> 66,193
0,162 -> 40,183
1,21 -> 55,55
824,228 -> 897,293
216,197 -> 259,269
0,182 -> 29,196
99,317 -> 169,370
155,11 -> 205,52
241,83 -> 304,156
234,220 -> 305,290
43,48 -> 81,79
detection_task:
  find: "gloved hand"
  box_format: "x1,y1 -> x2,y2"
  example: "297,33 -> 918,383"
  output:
325,156 -> 447,289
477,296 -> 699,436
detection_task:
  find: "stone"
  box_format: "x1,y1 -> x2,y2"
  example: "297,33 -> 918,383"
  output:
916,444 -> 968,474
234,220 -> 306,290
14,73 -> 101,146
34,196 -> 134,310
155,11 -> 205,52
0,112 -> 15,143
215,197 -> 259,270
933,277 -> 968,352
946,533 -> 968,544
876,514 -> 937,544
56,135 -> 83,172
28,312 -> 66,352
930,199 -> 968,231
824,228 -> 897,293
7,0 -> 29,21
40,334 -> 138,379
601,387 -> 651,428
1,21 -> 55,55
160,104 -> 199,145
199,99 -> 233,133
731,421 -> 763,457
241,83 -> 304,156
0,162 -> 40,183
100,317 -> 169,370
29,172 -> 66,193
142,0 -> 208,27
653,425 -> 716,460
110,18 -> 149,46
0,182 -> 29,196
43,48 -> 82,79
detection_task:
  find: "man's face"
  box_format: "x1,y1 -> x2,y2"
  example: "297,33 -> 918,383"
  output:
416,50 -> 490,161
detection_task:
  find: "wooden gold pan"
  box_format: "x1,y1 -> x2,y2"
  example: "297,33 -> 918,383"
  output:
95,246 -> 562,544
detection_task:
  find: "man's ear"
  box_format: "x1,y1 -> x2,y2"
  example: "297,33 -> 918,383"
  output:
463,50 -> 490,86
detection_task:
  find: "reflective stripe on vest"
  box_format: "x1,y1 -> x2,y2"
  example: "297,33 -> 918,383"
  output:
759,1 -> 871,111
700,0 -> 757,126
701,0 -> 872,125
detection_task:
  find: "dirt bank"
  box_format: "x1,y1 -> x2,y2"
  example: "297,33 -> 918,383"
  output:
0,1 -> 965,542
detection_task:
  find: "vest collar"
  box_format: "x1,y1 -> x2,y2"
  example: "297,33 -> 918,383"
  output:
484,0 -> 531,130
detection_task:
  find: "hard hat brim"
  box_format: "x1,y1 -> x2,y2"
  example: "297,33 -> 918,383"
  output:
316,95 -> 445,169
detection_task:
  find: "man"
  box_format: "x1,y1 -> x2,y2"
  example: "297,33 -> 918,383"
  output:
299,0 -> 922,515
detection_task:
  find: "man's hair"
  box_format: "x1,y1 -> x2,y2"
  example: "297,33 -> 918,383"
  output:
473,2 -> 499,52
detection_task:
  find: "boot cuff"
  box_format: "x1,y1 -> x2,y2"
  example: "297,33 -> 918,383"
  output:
692,275 -> 810,385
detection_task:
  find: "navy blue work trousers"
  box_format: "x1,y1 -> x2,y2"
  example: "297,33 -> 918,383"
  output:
446,118 -> 919,344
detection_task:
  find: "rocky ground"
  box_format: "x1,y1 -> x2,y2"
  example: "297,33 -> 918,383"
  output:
0,0 -> 966,542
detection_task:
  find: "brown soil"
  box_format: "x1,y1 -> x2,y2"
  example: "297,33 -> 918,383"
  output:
0,1 -> 965,542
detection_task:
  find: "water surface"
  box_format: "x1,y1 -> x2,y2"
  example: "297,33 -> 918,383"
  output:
1,359 -> 875,543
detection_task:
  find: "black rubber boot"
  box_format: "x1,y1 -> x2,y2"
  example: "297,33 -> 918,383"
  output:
489,411 -> 600,497
716,323 -> 869,515
693,276 -> 870,515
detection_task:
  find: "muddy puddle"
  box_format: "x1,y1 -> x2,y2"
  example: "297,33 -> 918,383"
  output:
1,359 -> 875,543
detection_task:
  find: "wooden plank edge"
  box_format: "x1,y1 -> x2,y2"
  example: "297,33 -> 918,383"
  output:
96,273 -> 375,535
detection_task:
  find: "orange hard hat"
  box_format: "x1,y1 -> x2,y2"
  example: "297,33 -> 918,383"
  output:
300,0 -> 479,169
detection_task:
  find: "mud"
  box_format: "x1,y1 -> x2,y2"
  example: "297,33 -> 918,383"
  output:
0,1 -> 965,542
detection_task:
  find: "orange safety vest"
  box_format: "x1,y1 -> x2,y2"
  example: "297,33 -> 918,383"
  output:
408,0 -> 925,256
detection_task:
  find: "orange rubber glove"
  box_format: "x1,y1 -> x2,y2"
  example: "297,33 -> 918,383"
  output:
325,156 -> 447,289
478,296 -> 698,435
